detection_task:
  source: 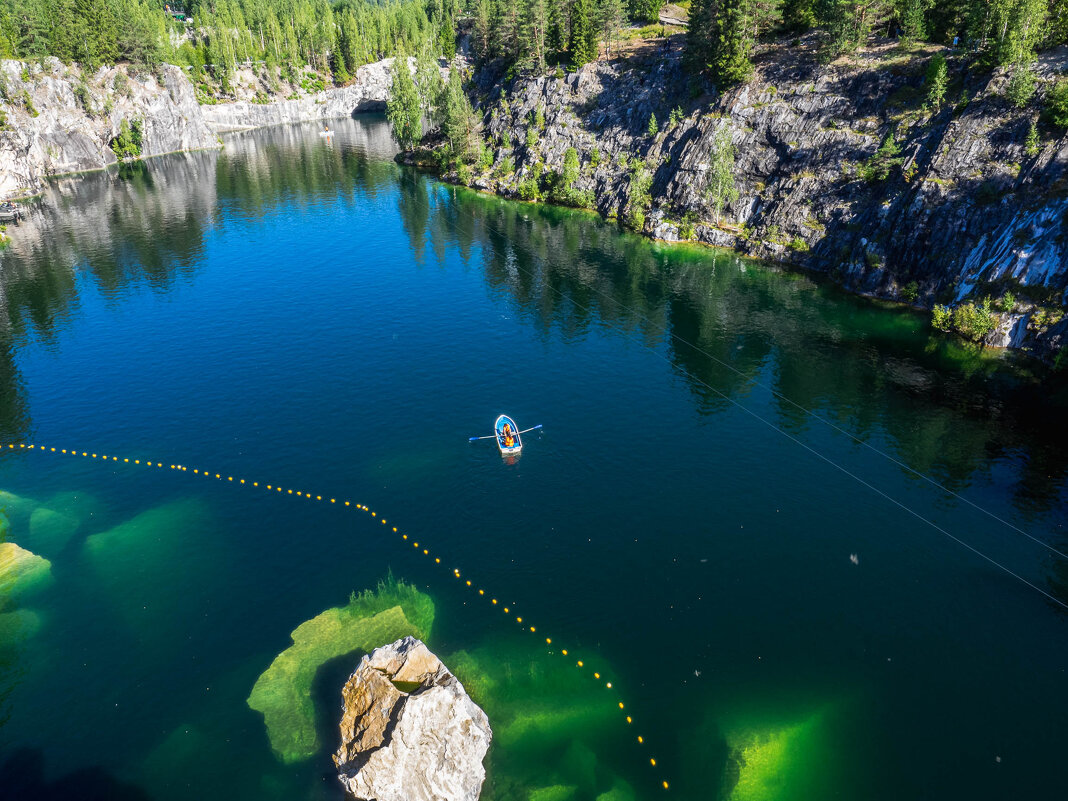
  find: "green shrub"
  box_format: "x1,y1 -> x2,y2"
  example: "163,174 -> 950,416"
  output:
789,236 -> 810,252
456,162 -> 473,185
931,304 -> 952,332
110,118 -> 143,159
625,206 -> 646,231
589,147 -> 601,167
21,91 -> 38,117
1032,307 -> 1065,329
901,281 -> 919,303
678,211 -> 698,240
951,298 -> 997,342
1006,63 -> 1036,108
517,175 -> 541,201
998,291 -> 1017,312
73,82 -> 93,115
858,128 -> 903,182
500,130 -> 511,148
497,155 -> 516,176
647,113 -> 658,137
1045,79 -> 1068,130
668,106 -> 684,127
525,127 -> 538,150
1024,120 -> 1040,157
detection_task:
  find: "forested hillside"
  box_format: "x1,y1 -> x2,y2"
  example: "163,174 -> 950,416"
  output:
0,0 -> 456,98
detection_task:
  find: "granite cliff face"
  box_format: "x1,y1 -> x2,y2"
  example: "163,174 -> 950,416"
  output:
0,59 -> 219,197
468,38 -> 1068,358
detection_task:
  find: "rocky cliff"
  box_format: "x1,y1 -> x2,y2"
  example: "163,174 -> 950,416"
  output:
459,36 -> 1068,359
0,56 -> 414,197
0,58 -> 219,197
200,59 -> 396,133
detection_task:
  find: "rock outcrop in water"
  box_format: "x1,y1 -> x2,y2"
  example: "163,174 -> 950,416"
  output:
441,37 -> 1068,359
333,636 -> 491,801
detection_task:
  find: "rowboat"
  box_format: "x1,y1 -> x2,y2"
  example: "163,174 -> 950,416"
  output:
0,202 -> 21,222
494,414 -> 522,455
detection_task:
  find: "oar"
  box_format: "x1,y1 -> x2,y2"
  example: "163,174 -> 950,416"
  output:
468,425 -> 542,442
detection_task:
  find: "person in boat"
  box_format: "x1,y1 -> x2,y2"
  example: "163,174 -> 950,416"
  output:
500,422 -> 515,448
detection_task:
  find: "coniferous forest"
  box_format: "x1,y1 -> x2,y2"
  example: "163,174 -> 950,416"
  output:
1,1 -> 1064,90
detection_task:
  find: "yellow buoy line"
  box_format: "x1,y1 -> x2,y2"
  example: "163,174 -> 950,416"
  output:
5,442 -> 671,791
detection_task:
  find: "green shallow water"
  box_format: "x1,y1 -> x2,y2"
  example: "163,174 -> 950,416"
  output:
0,117 -> 1065,800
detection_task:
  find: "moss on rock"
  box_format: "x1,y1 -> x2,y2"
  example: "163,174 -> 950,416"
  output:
247,577 -> 435,764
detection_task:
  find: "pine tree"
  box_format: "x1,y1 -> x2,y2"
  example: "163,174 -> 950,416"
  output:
331,29 -> 351,83
817,0 -> 892,58
439,65 -> 480,163
599,0 -> 625,59
519,0 -> 549,71
925,52 -> 947,108
629,0 -> 663,23
687,0 -> 768,86
568,0 -> 597,69
705,123 -> 738,222
387,54 -> 423,148
896,0 -> 932,45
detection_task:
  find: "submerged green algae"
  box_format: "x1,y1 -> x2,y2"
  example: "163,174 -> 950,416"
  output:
0,541 -> 52,601
247,576 -> 435,764
82,498 -> 217,630
0,608 -> 43,642
446,643 -> 637,801
721,709 -> 833,801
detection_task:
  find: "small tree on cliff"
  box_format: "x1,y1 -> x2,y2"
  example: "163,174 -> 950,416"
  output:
705,123 -> 738,223
387,55 -> 422,149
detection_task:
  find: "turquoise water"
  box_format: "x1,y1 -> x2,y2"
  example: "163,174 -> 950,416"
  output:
0,117 -> 1066,800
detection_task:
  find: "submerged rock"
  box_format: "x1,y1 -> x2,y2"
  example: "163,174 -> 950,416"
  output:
0,541 -> 52,600
334,636 -> 491,801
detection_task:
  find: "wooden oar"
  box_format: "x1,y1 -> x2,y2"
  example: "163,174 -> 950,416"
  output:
468,424 -> 541,442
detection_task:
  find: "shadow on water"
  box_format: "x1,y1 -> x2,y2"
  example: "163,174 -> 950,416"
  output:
393,177 -> 1068,515
0,747 -> 150,801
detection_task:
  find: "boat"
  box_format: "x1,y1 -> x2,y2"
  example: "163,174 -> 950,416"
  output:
318,128 -> 333,137
0,202 -> 21,222
494,414 -> 522,456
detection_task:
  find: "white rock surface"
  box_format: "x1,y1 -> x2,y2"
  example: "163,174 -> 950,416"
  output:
333,636 -> 491,801
0,58 -> 219,197
201,58 -> 443,133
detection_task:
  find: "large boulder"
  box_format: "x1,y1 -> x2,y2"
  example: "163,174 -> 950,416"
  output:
333,636 -> 492,801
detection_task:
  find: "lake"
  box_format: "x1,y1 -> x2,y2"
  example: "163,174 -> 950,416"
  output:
0,116 -> 1065,801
